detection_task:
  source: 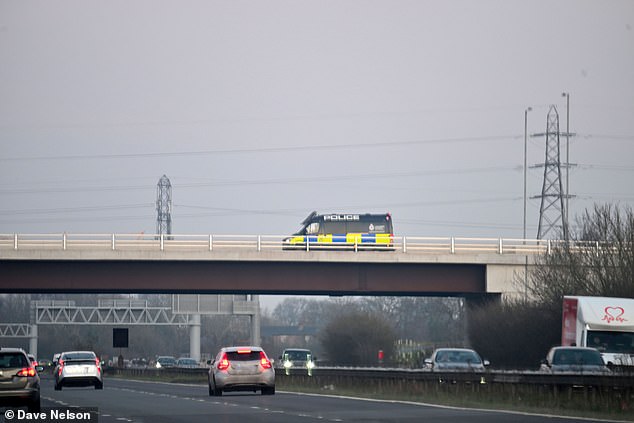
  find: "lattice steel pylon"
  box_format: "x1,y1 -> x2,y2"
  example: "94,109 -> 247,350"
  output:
535,105 -> 569,240
156,174 -> 172,236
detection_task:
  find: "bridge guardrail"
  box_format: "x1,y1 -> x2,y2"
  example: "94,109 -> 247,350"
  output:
0,233 -> 607,255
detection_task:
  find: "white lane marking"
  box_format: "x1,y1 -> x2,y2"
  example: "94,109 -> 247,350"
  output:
106,385 -> 344,421
284,391 -> 629,423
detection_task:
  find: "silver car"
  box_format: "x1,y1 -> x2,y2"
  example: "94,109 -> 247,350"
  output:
0,348 -> 41,412
208,346 -> 275,396
176,357 -> 199,368
54,351 -> 103,390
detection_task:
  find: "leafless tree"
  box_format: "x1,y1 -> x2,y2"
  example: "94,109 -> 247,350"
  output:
469,204 -> 633,369
526,204 -> 634,307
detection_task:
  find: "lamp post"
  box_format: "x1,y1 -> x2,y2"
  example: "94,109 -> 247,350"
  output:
523,106 -> 532,300
561,92 -> 570,225
523,107 -> 532,242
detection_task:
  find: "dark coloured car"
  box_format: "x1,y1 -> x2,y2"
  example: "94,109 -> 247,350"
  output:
540,346 -> 610,374
155,355 -> 177,369
208,346 -> 275,396
424,348 -> 490,371
54,351 -> 103,390
278,348 -> 316,375
0,348 -> 41,412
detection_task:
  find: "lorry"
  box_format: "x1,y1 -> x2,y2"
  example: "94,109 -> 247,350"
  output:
561,296 -> 634,367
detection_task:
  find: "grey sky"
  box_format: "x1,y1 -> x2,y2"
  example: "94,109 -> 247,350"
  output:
1,0 -> 633,241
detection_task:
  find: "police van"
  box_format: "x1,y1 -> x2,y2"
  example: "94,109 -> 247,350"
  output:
283,211 -> 394,250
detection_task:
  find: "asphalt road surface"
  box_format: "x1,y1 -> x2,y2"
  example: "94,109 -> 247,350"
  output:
6,376 -> 624,423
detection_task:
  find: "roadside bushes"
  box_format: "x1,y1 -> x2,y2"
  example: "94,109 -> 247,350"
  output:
468,300 -> 560,369
320,310 -> 396,366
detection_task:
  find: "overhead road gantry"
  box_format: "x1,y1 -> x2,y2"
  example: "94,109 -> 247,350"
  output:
1,296 -> 260,360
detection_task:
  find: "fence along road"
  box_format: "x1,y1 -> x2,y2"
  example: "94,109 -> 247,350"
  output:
0,232 -> 601,254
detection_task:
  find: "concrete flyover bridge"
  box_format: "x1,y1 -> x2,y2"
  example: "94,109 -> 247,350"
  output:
0,232 -> 578,299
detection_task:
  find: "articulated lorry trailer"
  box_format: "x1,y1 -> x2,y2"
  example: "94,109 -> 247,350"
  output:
562,296 -> 634,367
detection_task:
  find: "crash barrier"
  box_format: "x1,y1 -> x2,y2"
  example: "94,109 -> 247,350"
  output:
282,367 -> 633,416
1,233 -> 606,255
108,366 -> 634,415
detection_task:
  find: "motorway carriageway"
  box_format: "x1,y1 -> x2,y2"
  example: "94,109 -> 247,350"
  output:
21,375 -> 628,423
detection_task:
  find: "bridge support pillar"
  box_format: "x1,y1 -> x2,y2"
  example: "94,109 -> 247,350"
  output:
251,295 -> 260,346
29,324 -> 37,357
189,314 -> 201,362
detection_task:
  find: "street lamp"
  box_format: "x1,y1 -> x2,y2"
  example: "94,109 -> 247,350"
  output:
561,92 -> 570,225
523,107 -> 532,242
523,106 -> 532,300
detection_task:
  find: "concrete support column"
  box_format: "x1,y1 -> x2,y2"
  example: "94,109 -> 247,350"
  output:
251,295 -> 261,346
29,324 -> 38,357
189,314 -> 201,362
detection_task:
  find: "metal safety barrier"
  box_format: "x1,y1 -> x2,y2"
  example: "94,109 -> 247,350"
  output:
0,233 -> 610,256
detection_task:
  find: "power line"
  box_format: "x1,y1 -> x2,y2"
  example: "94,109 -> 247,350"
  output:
0,166 -> 517,195
0,135 -> 517,162
0,203 -> 153,216
579,134 -> 634,142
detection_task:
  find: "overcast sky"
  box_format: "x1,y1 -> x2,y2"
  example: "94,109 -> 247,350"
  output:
1,0 -> 633,243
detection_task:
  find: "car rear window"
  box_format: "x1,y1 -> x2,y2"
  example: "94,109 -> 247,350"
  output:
436,350 -> 481,363
553,349 -> 604,366
0,353 -> 28,368
226,351 -> 262,361
62,352 -> 95,361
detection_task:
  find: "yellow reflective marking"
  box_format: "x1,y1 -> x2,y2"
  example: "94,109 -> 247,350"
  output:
375,234 -> 391,244
290,236 -> 304,244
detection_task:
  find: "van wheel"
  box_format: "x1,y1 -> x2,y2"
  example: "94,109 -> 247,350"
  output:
95,382 -> 103,390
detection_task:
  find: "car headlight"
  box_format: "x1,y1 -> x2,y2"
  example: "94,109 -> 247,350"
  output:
155,362 -> 162,368
306,361 -> 315,369
283,360 -> 293,368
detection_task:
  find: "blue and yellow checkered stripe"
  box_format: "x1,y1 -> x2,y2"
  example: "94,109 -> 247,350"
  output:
289,233 -> 392,245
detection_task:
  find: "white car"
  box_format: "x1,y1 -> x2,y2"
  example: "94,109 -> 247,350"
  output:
54,351 -> 103,390
208,346 -> 275,396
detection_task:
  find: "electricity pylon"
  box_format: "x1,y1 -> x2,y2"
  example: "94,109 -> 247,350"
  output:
156,174 -> 172,237
532,105 -> 569,240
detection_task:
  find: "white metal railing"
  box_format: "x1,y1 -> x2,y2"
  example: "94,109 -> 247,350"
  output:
0,233 -> 610,255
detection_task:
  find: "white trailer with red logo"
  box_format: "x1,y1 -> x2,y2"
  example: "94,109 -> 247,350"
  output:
562,296 -> 634,367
